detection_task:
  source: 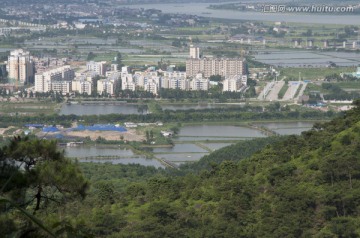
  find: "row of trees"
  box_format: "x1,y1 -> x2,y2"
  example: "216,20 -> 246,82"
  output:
322,83 -> 360,100
0,104 -> 336,127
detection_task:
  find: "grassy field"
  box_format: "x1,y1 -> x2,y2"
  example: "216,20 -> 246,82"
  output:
303,82 -> 325,94
336,81 -> 360,89
92,52 -> 117,62
123,55 -> 186,66
278,83 -> 289,99
0,101 -> 58,115
280,67 -> 356,80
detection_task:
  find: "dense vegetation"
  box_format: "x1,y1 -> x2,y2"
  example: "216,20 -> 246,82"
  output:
322,83 -> 360,101
0,104 -> 336,128
2,101 -> 360,237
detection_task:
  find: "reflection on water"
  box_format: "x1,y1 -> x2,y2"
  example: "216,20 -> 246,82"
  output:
79,158 -> 165,168
127,3 -> 360,25
254,50 -> 360,67
202,143 -> 233,151
161,104 -> 243,111
152,144 -> 208,153
60,104 -> 147,115
173,137 -> 248,142
155,153 -> 209,162
254,122 -> 314,135
65,146 -> 134,158
177,125 -> 266,140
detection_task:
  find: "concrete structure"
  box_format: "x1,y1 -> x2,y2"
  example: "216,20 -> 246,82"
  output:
144,80 -> 158,95
7,49 -> 34,84
323,40 -> 329,48
190,75 -> 209,91
33,57 -> 67,73
121,73 -> 136,91
110,63 -> 119,72
0,28 -> 12,36
163,71 -> 186,78
307,39 -> 314,48
223,77 -> 241,92
51,81 -> 72,94
169,78 -> 190,90
86,61 -> 106,76
97,79 -> 116,95
294,39 -> 300,47
189,44 -> 200,59
72,79 -> 92,95
186,57 -> 246,78
34,66 -> 74,94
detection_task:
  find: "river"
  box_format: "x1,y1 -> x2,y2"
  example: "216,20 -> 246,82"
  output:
60,103 -> 148,115
124,3 -> 360,25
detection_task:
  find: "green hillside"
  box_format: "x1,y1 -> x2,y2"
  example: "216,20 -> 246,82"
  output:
2,102 -> 360,237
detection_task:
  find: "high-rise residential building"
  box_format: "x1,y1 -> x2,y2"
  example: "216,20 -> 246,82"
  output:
222,75 -> 247,92
160,77 -> 169,89
111,63 -> 119,72
86,61 -> 106,76
7,49 -> 34,84
189,44 -> 200,59
51,81 -> 72,94
190,76 -> 209,91
121,73 -> 136,91
144,80 -> 159,95
97,79 -> 116,95
72,79 -> 92,95
186,45 -> 246,78
34,66 -> 74,94
186,57 -> 246,78
163,71 -> 186,78
169,78 -> 190,90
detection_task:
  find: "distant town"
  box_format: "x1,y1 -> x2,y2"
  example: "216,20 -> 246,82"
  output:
3,45 -> 248,98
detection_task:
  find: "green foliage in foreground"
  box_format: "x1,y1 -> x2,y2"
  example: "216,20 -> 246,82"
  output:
71,101 -> 360,237
3,101 -> 360,237
0,137 -> 89,237
179,136 -> 284,174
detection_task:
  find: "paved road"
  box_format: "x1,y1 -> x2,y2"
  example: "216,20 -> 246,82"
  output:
257,81 -> 274,100
266,81 -> 285,101
295,82 -> 308,100
283,81 -> 301,101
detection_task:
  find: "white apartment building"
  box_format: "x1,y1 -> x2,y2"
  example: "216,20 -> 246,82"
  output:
160,77 -> 169,89
169,78 -> 190,90
121,73 -> 136,91
72,79 -> 92,95
191,78 -> 209,91
189,44 -> 200,59
144,80 -> 159,95
222,75 -> 247,92
111,63 -> 119,72
35,66 -> 75,94
107,71 -> 121,81
86,61 -> 106,76
97,79 -> 116,95
122,80 -> 136,91
163,71 -> 186,79
7,49 -> 34,84
186,57 -> 246,78
51,81 -> 72,94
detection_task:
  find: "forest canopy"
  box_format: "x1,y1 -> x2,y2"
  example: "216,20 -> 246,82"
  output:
2,101 -> 360,237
